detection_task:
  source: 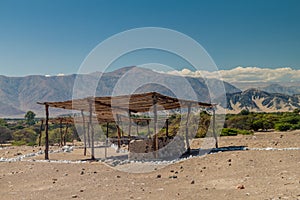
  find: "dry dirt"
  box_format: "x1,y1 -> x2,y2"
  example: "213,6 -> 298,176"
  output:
0,130 -> 300,200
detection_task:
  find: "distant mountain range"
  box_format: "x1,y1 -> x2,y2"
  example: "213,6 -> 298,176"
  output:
0,67 -> 299,117
224,88 -> 300,113
231,81 -> 300,95
0,67 -> 240,117
259,83 -> 300,96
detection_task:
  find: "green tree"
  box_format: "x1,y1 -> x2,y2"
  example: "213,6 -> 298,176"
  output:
25,111 -> 36,126
252,119 -> 264,131
239,109 -> 250,115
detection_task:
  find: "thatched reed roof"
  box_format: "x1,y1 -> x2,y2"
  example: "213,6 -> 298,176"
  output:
38,92 -> 214,123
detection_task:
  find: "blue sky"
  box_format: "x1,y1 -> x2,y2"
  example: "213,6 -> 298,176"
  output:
0,0 -> 299,76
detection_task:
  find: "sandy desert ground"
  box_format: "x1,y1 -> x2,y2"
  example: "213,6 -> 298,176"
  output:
0,130 -> 299,200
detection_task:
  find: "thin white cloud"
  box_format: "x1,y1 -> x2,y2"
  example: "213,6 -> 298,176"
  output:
163,66 -> 300,83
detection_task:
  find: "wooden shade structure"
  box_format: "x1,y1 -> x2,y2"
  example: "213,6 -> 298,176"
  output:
37,92 -> 216,160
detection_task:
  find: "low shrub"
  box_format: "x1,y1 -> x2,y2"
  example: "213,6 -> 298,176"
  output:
221,128 -> 253,136
275,123 -> 291,131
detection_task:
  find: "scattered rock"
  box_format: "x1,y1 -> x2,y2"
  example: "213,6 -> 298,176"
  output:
156,174 -> 161,178
169,175 -> 177,179
116,175 -> 121,178
170,170 -> 174,173
227,159 -> 232,162
79,189 -> 84,192
236,184 -> 245,189
71,194 -> 78,198
80,171 -> 84,175
191,180 -> 195,184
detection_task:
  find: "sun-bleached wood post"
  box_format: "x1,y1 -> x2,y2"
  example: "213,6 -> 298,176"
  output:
212,107 -> 218,148
81,110 -> 87,156
147,120 -> 150,138
136,121 -> 139,135
59,118 -> 63,147
128,111 -> 131,137
45,104 -> 49,160
87,121 -> 91,147
120,117 -> 124,137
116,125 -> 121,150
38,119 -> 44,146
64,123 -> 69,146
152,94 -> 158,158
116,114 -> 121,150
185,104 -> 191,154
88,99 -> 95,160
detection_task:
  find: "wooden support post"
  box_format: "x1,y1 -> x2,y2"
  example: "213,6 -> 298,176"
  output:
116,125 -> 121,150
128,111 -> 131,137
119,117 -> 124,137
81,110 -> 87,156
105,122 -> 109,158
153,94 -> 158,158
88,100 -> 95,160
38,119 -> 44,146
212,107 -> 218,148
166,119 -> 169,138
136,121 -> 139,135
87,122 -> 91,147
45,104 -> 49,160
59,118 -> 63,147
185,104 -> 191,154
147,120 -> 150,138
64,123 -> 69,146
116,114 -> 121,150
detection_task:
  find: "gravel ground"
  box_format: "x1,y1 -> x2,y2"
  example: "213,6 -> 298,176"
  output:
0,130 -> 299,200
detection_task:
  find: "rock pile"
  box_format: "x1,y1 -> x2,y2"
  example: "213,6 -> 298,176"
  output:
128,136 -> 186,161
